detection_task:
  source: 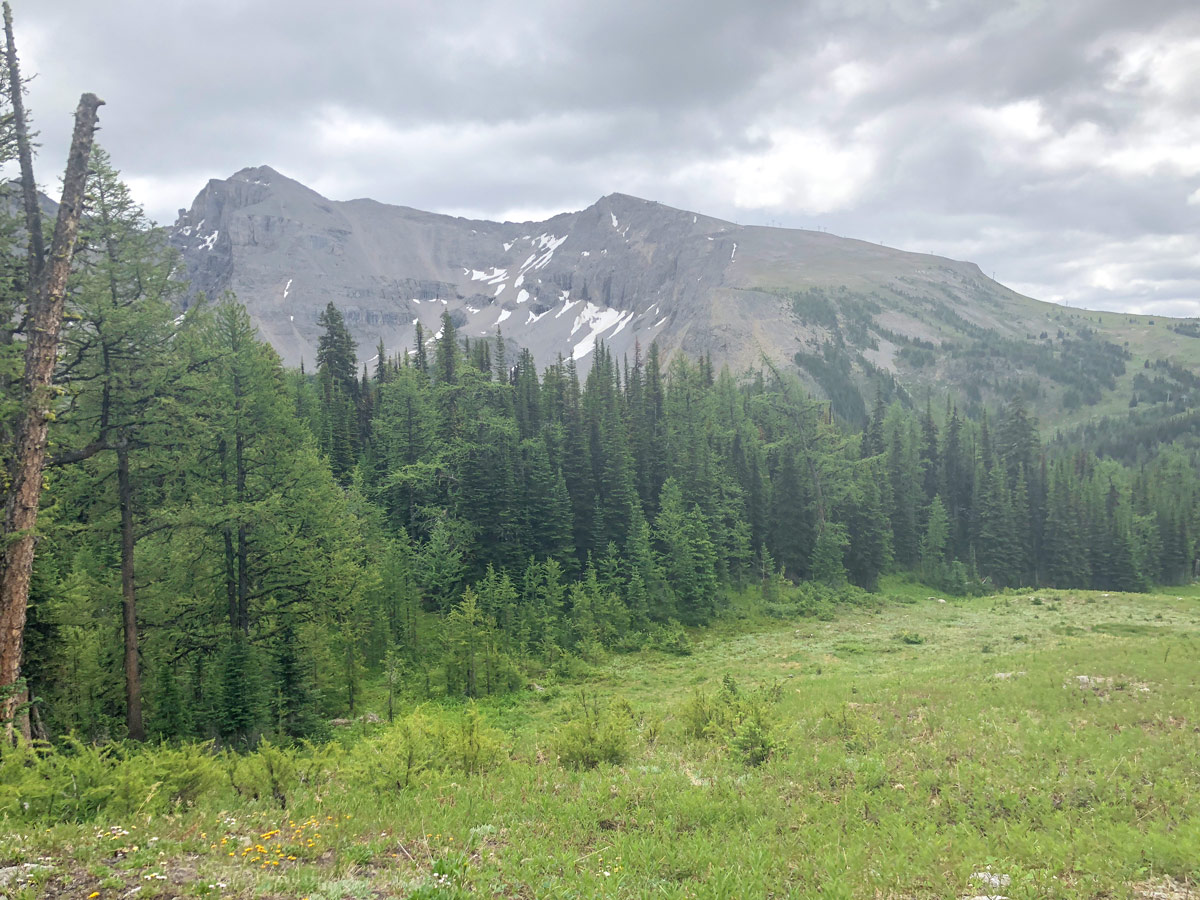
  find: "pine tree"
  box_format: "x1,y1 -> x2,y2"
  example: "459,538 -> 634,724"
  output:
145,299 -> 369,738
975,463 -> 1022,587
918,401 -> 940,504
419,518 -> 467,611
653,479 -> 718,623
374,338 -> 390,385
845,464 -> 892,591
920,495 -> 950,579
273,621 -> 321,739
435,311 -> 458,386
624,504 -> 670,620
219,633 -> 258,748
316,302 -> 358,397
887,424 -> 920,567
810,523 -> 849,585
560,358 -> 595,558
413,322 -> 428,376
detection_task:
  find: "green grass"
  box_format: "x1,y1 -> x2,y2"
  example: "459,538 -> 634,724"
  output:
2,585 -> 1198,899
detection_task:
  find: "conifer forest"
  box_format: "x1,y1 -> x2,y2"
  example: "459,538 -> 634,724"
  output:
4,147 -> 1197,744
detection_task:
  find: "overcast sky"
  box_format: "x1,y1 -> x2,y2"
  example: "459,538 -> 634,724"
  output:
15,0 -> 1200,316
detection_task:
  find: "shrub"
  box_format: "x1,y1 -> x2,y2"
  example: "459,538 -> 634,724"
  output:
449,702 -> 505,775
227,739 -> 300,807
679,676 -> 783,765
0,737 -> 227,822
732,707 -> 778,767
648,620 -> 692,655
554,691 -> 632,769
151,742 -> 223,808
346,710 -> 433,792
346,702 -> 505,789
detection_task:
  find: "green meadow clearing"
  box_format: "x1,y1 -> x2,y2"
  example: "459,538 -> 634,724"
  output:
2,582 -> 1198,899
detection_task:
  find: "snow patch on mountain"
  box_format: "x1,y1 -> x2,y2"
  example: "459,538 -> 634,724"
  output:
571,306 -> 635,360
471,267 -> 508,284
609,310 -> 634,338
534,233 -> 568,252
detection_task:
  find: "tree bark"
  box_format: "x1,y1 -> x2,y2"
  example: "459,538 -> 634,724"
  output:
0,93 -> 104,739
2,2 -> 43,291
117,444 -> 145,740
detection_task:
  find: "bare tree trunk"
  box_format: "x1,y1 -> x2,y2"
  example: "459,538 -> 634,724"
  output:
118,443 -> 145,740
0,94 -> 104,740
2,2 -> 43,291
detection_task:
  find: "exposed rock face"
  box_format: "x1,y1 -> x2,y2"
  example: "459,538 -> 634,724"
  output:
167,165 -> 1047,375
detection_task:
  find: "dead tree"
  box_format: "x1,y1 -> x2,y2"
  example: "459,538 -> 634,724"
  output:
3,2 -> 42,289
0,15 -> 103,737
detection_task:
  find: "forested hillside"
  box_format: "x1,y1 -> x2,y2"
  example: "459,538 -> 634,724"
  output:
0,150 -> 1193,748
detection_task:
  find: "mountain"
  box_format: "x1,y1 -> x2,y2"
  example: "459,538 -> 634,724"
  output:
168,166 -> 1200,425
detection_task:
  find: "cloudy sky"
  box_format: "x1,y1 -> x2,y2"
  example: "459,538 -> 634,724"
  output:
15,0 -> 1200,316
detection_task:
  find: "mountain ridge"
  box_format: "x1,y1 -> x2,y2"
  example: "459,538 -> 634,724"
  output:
167,166 -> 1200,425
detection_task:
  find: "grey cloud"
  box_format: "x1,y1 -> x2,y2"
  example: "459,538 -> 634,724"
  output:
14,0 -> 1200,317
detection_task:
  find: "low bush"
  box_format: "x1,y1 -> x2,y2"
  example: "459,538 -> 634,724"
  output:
680,675 -> 782,766
554,691 -> 633,769
648,620 -> 693,655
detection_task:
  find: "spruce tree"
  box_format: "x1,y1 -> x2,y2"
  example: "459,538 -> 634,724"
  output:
810,523 -> 849,585
920,495 -> 951,580
316,302 -> 358,397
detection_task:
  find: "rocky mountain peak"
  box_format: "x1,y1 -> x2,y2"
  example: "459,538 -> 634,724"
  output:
166,166 -> 1175,423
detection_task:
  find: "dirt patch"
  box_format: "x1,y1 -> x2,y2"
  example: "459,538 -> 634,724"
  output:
1066,675 -> 1153,698
1132,877 -> 1195,898
0,863 -> 52,890
1137,715 -> 1195,734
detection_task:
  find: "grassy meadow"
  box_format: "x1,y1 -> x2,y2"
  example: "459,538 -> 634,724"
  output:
2,580 -> 1197,899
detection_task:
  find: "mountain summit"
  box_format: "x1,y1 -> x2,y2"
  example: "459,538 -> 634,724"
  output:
169,168 -> 1197,422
